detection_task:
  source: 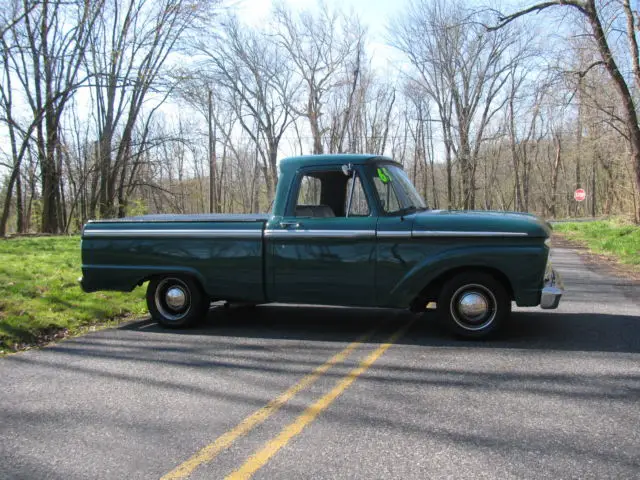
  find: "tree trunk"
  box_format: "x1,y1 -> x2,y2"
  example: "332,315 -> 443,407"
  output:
550,134 -> 561,218
16,171 -> 24,233
309,101 -> 324,155
445,143 -> 453,209
0,164 -> 20,236
98,129 -> 114,218
41,136 -> 60,233
584,0 -> 640,222
208,89 -> 216,213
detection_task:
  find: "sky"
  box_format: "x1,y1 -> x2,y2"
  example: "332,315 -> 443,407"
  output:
236,0 -> 403,34
234,0 -> 407,68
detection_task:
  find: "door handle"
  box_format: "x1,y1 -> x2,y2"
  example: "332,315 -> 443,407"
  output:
280,221 -> 301,229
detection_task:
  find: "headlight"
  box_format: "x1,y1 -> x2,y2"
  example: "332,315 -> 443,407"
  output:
544,238 -> 552,248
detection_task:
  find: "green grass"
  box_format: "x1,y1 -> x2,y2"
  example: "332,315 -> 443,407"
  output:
0,236 -> 146,352
554,220 -> 640,268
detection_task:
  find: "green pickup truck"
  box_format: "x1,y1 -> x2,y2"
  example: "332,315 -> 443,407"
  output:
81,154 -> 563,338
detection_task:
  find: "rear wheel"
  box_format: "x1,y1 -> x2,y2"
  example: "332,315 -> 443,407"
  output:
146,276 -> 209,328
437,272 -> 511,339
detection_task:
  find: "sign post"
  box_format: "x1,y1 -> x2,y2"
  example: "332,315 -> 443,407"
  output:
574,188 -> 586,202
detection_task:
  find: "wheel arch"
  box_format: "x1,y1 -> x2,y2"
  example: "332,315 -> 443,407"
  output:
410,266 -> 515,313
135,268 -> 208,291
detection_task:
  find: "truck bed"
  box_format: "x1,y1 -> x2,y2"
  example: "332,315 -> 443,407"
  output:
81,215 -> 267,302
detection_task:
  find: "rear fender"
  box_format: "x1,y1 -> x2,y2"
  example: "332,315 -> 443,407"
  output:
80,265 -> 207,293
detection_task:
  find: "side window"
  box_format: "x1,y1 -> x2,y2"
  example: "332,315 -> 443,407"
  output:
291,168 -> 371,218
297,175 -> 321,205
373,176 -> 400,213
294,173 -> 336,218
346,175 -> 370,216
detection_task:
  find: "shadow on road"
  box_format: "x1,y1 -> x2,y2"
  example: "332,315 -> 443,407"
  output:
5,304 -> 638,423
119,303 -> 640,354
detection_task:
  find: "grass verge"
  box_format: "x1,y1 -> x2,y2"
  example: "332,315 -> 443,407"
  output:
553,220 -> 640,270
0,236 -> 146,353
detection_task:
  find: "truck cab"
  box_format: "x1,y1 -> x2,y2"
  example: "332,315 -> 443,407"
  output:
265,156 -> 416,306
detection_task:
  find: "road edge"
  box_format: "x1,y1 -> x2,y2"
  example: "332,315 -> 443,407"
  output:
552,233 -> 640,283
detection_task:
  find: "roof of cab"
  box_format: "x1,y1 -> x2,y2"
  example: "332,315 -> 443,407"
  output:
279,153 -> 399,171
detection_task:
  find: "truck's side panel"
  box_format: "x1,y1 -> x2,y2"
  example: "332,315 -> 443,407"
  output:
375,238 -> 548,308
81,221 -> 266,302
265,216 -> 377,306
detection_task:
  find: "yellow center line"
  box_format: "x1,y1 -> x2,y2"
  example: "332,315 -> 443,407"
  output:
161,327 -> 378,480
225,317 -> 416,480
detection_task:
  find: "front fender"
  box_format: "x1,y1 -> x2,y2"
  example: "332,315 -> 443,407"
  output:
384,244 -> 547,308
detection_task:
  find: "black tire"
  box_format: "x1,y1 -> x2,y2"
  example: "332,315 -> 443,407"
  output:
146,275 -> 209,328
437,272 -> 511,339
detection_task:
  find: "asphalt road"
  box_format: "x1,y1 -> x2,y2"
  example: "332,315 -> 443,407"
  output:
1,247 -> 639,480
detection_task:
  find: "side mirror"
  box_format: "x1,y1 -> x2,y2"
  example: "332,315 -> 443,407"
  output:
341,164 -> 353,177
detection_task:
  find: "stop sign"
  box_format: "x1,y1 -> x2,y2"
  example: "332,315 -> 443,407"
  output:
574,188 -> 586,202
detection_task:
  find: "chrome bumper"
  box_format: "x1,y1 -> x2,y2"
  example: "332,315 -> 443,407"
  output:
540,267 -> 564,309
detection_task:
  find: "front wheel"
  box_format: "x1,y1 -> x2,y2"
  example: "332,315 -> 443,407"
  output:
437,272 -> 511,339
146,276 -> 209,328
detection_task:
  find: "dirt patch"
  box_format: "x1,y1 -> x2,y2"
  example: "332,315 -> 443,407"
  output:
0,313 -> 144,356
552,233 -> 640,283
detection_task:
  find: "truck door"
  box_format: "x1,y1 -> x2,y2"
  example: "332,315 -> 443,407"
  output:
266,165 -> 377,307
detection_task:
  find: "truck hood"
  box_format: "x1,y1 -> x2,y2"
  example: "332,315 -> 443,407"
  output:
411,210 -> 551,238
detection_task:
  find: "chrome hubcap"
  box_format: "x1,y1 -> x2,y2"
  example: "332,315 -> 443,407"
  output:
458,292 -> 489,321
155,278 -> 191,321
450,284 -> 497,331
165,287 -> 187,310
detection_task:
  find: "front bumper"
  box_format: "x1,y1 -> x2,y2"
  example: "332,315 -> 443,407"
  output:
540,267 -> 564,309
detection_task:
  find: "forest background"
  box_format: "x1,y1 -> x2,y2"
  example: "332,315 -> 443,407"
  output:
2,0 -> 640,236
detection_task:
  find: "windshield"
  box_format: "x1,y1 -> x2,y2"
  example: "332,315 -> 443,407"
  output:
372,164 -> 427,214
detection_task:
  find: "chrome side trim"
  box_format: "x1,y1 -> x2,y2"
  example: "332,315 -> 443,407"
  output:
264,229 -> 375,239
84,228 -> 526,239
83,229 -> 262,239
412,231 -> 528,237
376,231 -> 412,238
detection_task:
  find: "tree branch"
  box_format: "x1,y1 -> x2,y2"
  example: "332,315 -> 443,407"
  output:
576,60 -> 606,78
486,1 -> 588,31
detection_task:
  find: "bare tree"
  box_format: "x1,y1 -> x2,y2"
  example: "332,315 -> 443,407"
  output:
274,2 -> 364,154
390,0 -> 456,208
1,0 -> 104,232
196,16 -> 299,202
392,0 -> 530,209
490,0 -> 640,222
0,1 -> 44,229
86,0 -> 211,218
